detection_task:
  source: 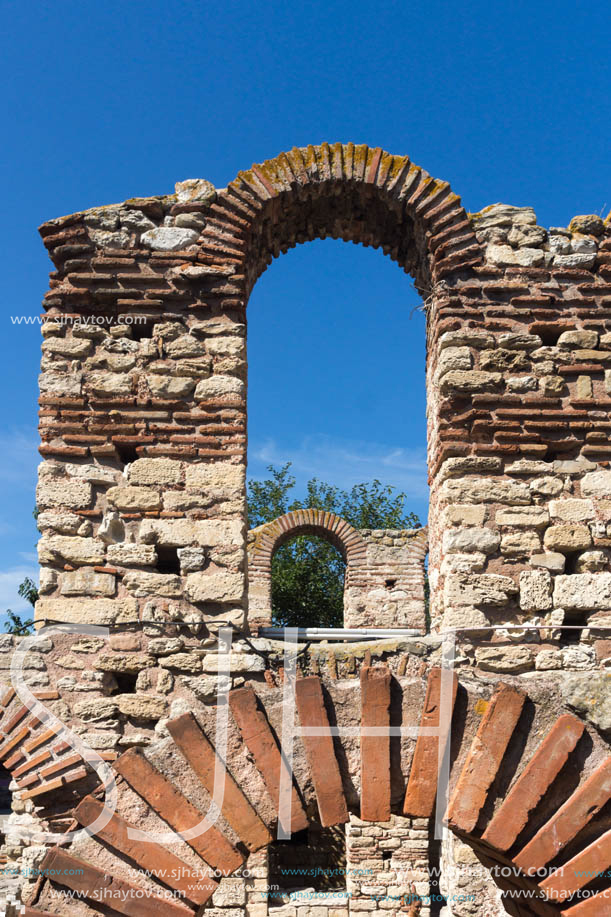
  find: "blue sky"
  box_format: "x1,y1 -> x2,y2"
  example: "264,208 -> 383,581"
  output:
0,0 -> 609,615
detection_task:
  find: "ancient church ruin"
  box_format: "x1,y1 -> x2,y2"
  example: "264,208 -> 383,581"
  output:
1,144 -> 610,915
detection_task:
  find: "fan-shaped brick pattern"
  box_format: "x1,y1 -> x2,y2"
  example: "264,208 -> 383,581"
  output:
22,667 -> 611,916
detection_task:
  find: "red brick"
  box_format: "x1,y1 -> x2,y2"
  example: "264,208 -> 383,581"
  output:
403,668 -> 458,818
228,686 -> 308,834
167,712 -> 271,852
482,714 -> 585,851
21,765 -> 88,799
74,795 -> 216,907
514,758 -> 611,872
114,749 -> 243,875
540,827 -> 611,903
446,684 -> 526,833
40,847 -> 194,917
295,676 -> 349,827
360,666 -> 391,822
560,891 -> 611,916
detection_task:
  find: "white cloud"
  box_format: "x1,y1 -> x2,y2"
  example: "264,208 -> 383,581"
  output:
249,434 -> 429,506
0,566 -> 39,614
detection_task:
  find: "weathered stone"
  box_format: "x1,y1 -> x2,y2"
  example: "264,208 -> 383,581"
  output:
36,480 -> 92,508
35,596 -> 138,625
581,470 -> 611,498
444,573 -> 518,607
106,485 -> 162,511
535,650 -> 563,670
127,458 -> 182,485
439,370 -> 503,394
472,204 -> 536,228
486,244 -> 544,267
38,535 -> 106,565
568,214 -> 605,236
498,333 -> 542,351
185,462 -> 244,491
160,653 -> 202,672
177,546 -> 207,572
443,527 -> 500,555
530,552 -> 566,573
540,375 -> 566,396
501,531 -> 541,556
441,551 -> 487,573
73,698 -> 119,722
148,638 -> 185,656
185,570 -> 244,604
123,571 -> 182,597
194,375 -> 245,399
86,371 -> 133,396
442,478 -> 531,505
562,674 -> 611,730
175,178 -> 216,204
504,459 -> 551,475
507,375 -> 538,392
42,337 -> 92,358
549,499 -> 595,522
520,570 -> 552,612
107,543 -> 157,566
576,375 -> 593,399
139,518 -> 243,547
95,654 -> 154,673
575,550 -> 611,573
438,330 -> 494,350
436,346 -> 472,378
39,370 -> 83,396
441,504 -> 487,526
38,511 -> 83,534
140,227 -> 199,250
529,476 -> 563,497
507,224 -> 547,247
558,330 -> 599,349
544,525 -> 592,553
554,573 -> 611,611
146,374 -> 195,398
442,606 -> 490,631
98,511 -> 125,544
115,694 -> 168,720
476,646 -> 534,673
61,569 -> 115,596
561,645 -> 596,670
553,252 -> 596,269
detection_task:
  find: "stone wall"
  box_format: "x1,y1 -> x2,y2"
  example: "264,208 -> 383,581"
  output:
247,510 -> 428,629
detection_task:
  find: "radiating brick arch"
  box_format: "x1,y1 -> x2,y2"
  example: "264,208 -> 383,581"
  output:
199,142 -> 482,296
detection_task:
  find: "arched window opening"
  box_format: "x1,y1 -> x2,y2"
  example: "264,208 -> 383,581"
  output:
271,533 -> 346,628
268,823 -> 347,896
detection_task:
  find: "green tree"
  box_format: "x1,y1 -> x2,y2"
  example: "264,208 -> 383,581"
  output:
4,577 -> 37,635
247,464 -> 422,628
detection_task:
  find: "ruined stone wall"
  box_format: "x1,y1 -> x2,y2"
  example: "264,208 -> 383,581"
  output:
247,511 -> 428,629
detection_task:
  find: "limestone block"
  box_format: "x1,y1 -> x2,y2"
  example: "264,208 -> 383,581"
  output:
42,337 -> 92,358
148,638 -> 184,656
476,646 -> 534,673
507,224 -> 547,247
540,375 -> 566,396
194,374 -> 245,399
544,525 -> 592,553
37,511 -> 83,534
444,573 -> 517,607
530,552 -> 565,573
504,459 -> 551,475
140,227 -> 199,250
201,653 -> 265,673
441,552 -> 487,574
558,330 -> 599,349
436,347 -> 472,379
107,543 -> 157,566
553,252 -> 596,269
501,531 -> 541,556
65,463 -> 117,484
443,528 -> 500,555
185,461 -> 245,492
575,550 -> 611,572
139,518 -> 243,547
480,349 -> 529,372
441,504 -> 487,526
439,457 -> 502,481
36,480 -> 92,509
205,336 -> 244,356
439,370 -> 502,394
519,570 -> 552,612
549,499 -> 595,522
577,375 -> 593,399
605,370 -> 611,396
61,569 -> 115,596
561,645 -> 596,670
123,571 -> 182,597
165,335 -> 207,358
160,653 -> 202,672
86,371 -> 133,396
438,330 -> 494,349
535,650 -> 563,670
146,374 -> 195,398
507,375 -> 538,392
581,471 -> 611,498
115,694 -> 168,719
529,476 -> 563,497
442,478 -> 531,505
106,486 -> 162,512
177,546 -> 207,572
127,458 -> 182,485
73,698 -> 119,722
185,570 -> 244,604
98,511 -> 125,544
95,654 -> 154,673
569,214 -> 605,235
486,244 -> 544,267
175,178 -> 216,204
39,371 -> 82,396
553,573 -> 611,610
38,535 -> 106,565
35,596 -> 138,625
562,674 -> 611,731
90,229 -> 131,249
554,457 -> 596,474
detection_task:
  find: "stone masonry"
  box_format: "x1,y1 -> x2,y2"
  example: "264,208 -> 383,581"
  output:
0,144 -> 609,915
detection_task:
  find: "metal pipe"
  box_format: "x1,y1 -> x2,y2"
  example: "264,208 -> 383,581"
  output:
258,627 -> 422,641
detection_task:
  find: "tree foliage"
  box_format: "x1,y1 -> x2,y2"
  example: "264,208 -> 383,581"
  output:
4,576 -> 37,635
247,464 -> 421,628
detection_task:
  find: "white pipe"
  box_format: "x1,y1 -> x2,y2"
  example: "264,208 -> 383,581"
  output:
258,627 -> 422,641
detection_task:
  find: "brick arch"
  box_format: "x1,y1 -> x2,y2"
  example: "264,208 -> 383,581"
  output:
247,509 -> 368,629
199,142 -> 483,296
